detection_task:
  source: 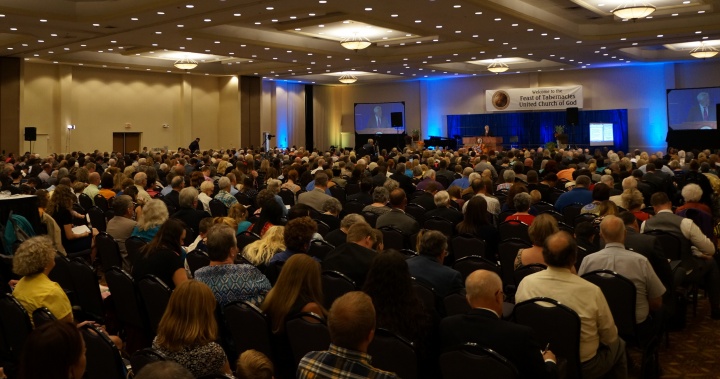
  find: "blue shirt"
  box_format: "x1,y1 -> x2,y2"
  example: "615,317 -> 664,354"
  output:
131,225 -> 160,243
554,187 -> 593,211
269,250 -> 320,264
160,185 -> 173,196
450,176 -> 470,189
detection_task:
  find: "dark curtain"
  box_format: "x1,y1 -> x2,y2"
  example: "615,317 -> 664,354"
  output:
447,109 -> 628,152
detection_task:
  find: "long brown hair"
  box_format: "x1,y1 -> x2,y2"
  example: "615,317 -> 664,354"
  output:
46,184 -> 75,215
260,254 -> 325,332
155,280 -> 217,351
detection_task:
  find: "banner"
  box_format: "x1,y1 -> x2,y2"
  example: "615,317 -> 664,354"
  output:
486,85 -> 583,112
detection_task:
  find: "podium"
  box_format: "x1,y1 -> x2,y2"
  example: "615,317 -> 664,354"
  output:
462,136 -> 503,154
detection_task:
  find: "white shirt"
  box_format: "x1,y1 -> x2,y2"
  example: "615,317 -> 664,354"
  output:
462,193 -> 501,215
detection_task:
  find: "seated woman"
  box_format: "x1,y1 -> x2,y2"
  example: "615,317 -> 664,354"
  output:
98,173 -> 117,200
281,169 -> 301,194
243,225 -> 285,271
676,183 -> 712,216
593,200 -> 618,225
317,198 -> 342,231
153,280 -> 233,377
12,236 -> 73,322
266,179 -> 288,217
504,192 -> 535,225
456,196 -> 500,261
18,320 -> 87,379
362,187 -> 392,216
132,218 -> 188,289
514,213 -> 559,270
261,253 -> 326,379
194,224 -> 271,307
229,203 -> 252,234
36,189 -> 65,255
581,183 -> 611,215
46,184 -> 97,256
131,199 -> 168,243
198,181 -> 215,214
249,197 -> 285,237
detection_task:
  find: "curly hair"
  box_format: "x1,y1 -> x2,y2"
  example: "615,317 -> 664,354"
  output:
283,217 -> 317,253
46,184 -> 75,216
137,199 -> 169,231
362,250 -> 428,343
13,236 -> 56,276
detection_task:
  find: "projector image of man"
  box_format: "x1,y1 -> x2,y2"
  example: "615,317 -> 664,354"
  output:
362,106 -> 397,135
687,92 -> 716,125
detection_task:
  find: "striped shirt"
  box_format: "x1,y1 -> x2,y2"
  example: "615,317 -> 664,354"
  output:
298,344 -> 398,379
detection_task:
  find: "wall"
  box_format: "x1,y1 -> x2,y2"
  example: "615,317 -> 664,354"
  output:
20,62 -> 242,153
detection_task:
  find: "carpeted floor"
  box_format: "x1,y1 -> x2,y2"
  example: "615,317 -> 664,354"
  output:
630,300 -> 720,379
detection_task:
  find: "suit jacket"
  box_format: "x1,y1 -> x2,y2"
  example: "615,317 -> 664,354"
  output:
390,172 -> 415,195
410,192 -> 436,212
322,243 -> 377,287
687,104 -> 717,122
164,190 -> 180,209
376,209 -> 420,236
440,308 -> 558,379
298,188 -> 333,211
171,207 -> 211,238
406,255 -> 463,297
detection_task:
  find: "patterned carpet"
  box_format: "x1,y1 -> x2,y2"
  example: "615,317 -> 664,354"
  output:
635,300 -> 720,379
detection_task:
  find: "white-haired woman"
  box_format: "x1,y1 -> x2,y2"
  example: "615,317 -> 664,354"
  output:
198,180 -> 215,213
266,178 -> 288,217
131,199 -> 169,242
676,183 -> 712,215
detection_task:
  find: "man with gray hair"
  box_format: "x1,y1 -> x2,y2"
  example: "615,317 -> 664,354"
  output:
688,91 -> 715,122
407,230 -> 463,297
133,171 -> 152,204
450,167 -> 474,189
423,190 -> 463,226
324,214 -> 368,248
496,169 -> 515,192
600,174 -> 622,197
106,194 -> 137,269
170,187 -> 211,240
214,176 -> 238,208
164,175 -> 184,210
441,270 -> 558,378
416,169 -> 444,191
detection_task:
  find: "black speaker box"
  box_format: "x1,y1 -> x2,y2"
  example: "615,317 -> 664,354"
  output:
24,127 -> 37,141
566,107 -> 579,126
390,112 -> 403,127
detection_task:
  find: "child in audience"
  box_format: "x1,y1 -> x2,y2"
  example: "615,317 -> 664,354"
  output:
236,350 -> 274,379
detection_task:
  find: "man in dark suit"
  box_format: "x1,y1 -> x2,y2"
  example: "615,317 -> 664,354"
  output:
163,175 -> 184,210
406,230 -> 463,297
642,163 -> 675,199
170,187 -> 211,241
441,270 -> 558,379
390,163 -> 415,195
188,137 -> 200,152
423,190 -> 463,226
372,165 -> 388,187
686,92 -> 716,123
376,189 -> 420,236
322,222 -> 378,287
346,178 -> 374,205
409,182 -> 439,212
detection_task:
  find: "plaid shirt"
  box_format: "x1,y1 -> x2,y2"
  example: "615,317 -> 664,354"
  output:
297,344 -> 398,379
214,190 -> 238,208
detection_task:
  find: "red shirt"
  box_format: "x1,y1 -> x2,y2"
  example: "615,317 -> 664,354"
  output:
505,214 -> 535,225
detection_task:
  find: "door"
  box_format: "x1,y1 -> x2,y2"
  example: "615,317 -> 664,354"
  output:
112,133 -> 124,153
112,132 -> 142,154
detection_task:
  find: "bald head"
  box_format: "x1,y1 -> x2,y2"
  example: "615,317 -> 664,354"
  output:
88,172 -> 100,185
542,231 -> 577,269
465,270 -> 503,314
599,215 -> 625,244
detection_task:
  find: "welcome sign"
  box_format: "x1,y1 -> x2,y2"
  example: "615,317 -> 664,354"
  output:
486,85 -> 583,112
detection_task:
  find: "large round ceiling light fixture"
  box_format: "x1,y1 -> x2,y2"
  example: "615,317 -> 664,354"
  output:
338,74 -> 358,84
611,3 -> 656,20
174,57 -> 198,70
487,61 -> 509,73
690,42 -> 719,59
340,34 -> 372,51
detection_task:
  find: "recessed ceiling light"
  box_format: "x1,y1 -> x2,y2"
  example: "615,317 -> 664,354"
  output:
541,33 -> 547,36
186,4 -> 194,8
255,22 -> 261,24
527,28 -> 534,31
9,27 -> 17,31
415,20 -> 421,23
157,11 -> 165,15
698,10 -> 705,13
657,34 -> 663,37
453,5 -> 461,8
290,16 -> 297,19
131,17 -> 139,21
319,0 -> 327,3
494,18 -> 501,21
391,14 -> 398,17
233,13 -> 241,16
696,31 -> 702,34
632,42 -> 638,45
309,13 -> 316,16
204,19 -> 211,22
365,7 -> 372,11
554,37 -> 560,40
266,6 -> 274,10
672,13 -> 678,16
271,19 -> 278,22
92,23 -> 100,27
155,31 -> 162,34
475,12 -> 482,15
40,19 -> 47,22
38,39 -> 44,43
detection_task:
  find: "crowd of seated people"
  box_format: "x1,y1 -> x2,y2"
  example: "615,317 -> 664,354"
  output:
3,143 -> 720,378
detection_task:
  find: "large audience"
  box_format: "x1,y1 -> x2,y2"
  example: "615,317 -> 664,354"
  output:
1,141 -> 720,379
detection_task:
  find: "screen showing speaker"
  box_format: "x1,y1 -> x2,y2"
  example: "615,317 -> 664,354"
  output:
355,102 -> 405,134
667,87 -> 719,130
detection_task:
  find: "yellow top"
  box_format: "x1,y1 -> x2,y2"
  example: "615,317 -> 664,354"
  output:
13,273 -> 72,322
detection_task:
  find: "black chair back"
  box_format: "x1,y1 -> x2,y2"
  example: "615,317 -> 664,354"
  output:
321,271 -> 357,309
95,232 -> 123,272
94,195 -> 110,213
362,211 -> 379,227
405,203 -> 426,221
412,278 -> 439,316
343,200 -> 365,215
68,257 -> 106,322
451,234 -> 487,260
557,221 -> 575,234
539,209 -> 564,223
104,267 -> 147,329
443,289 -> 471,317
644,230 -> 682,261
79,193 -> 94,211
137,275 -> 172,334
32,307 -> 57,327
278,188 -> 296,206
453,255 -> 500,281
514,297 -> 582,379
380,226 -> 407,250
574,213 -> 597,226
0,293 -> 33,361
130,348 -> 168,377
209,199 -> 228,217
183,227 -> 196,247
87,206 -> 107,232
313,219 -> 331,237
534,201 -> 555,213
307,239 -> 334,261
81,324 -> 127,379
285,312 -> 331,366
561,203 -> 585,225
187,249 -> 211,276
48,252 -> 76,293
368,328 -> 418,379
236,192 -> 254,207
423,217 -> 455,236
497,220 -> 531,245
237,231 -> 261,253
497,238 -> 532,287
439,343 -> 519,379
581,270 -> 637,339
329,186 -> 346,204
513,263 -> 547,286
125,236 -> 147,267
344,183 -> 360,195
223,301 -> 274,359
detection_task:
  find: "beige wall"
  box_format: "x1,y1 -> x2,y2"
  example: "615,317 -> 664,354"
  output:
20,62 -> 241,154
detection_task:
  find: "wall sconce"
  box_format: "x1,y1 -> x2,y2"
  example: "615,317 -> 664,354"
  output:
67,124 -> 76,130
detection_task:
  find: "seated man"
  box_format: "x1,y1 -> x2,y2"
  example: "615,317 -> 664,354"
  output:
298,291 -> 398,379
422,190 -> 463,225
440,270 -> 558,379
322,223 -> 378,287
324,214 -> 367,248
407,230 -> 463,297
516,231 -> 627,379
298,172 -> 333,211
376,188 -> 420,236
616,212 -> 673,292
554,175 -> 593,211
105,195 -> 138,271
579,216 -> 666,341
641,192 -> 720,319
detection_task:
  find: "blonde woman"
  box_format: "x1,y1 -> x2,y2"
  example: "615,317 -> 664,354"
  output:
243,226 -> 285,267
131,199 -> 169,242
153,280 -> 232,377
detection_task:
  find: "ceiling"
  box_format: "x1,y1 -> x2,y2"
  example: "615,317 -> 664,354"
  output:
1,0 -> 720,84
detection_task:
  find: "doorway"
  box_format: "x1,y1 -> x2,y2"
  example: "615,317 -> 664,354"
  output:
112,133 -> 141,154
